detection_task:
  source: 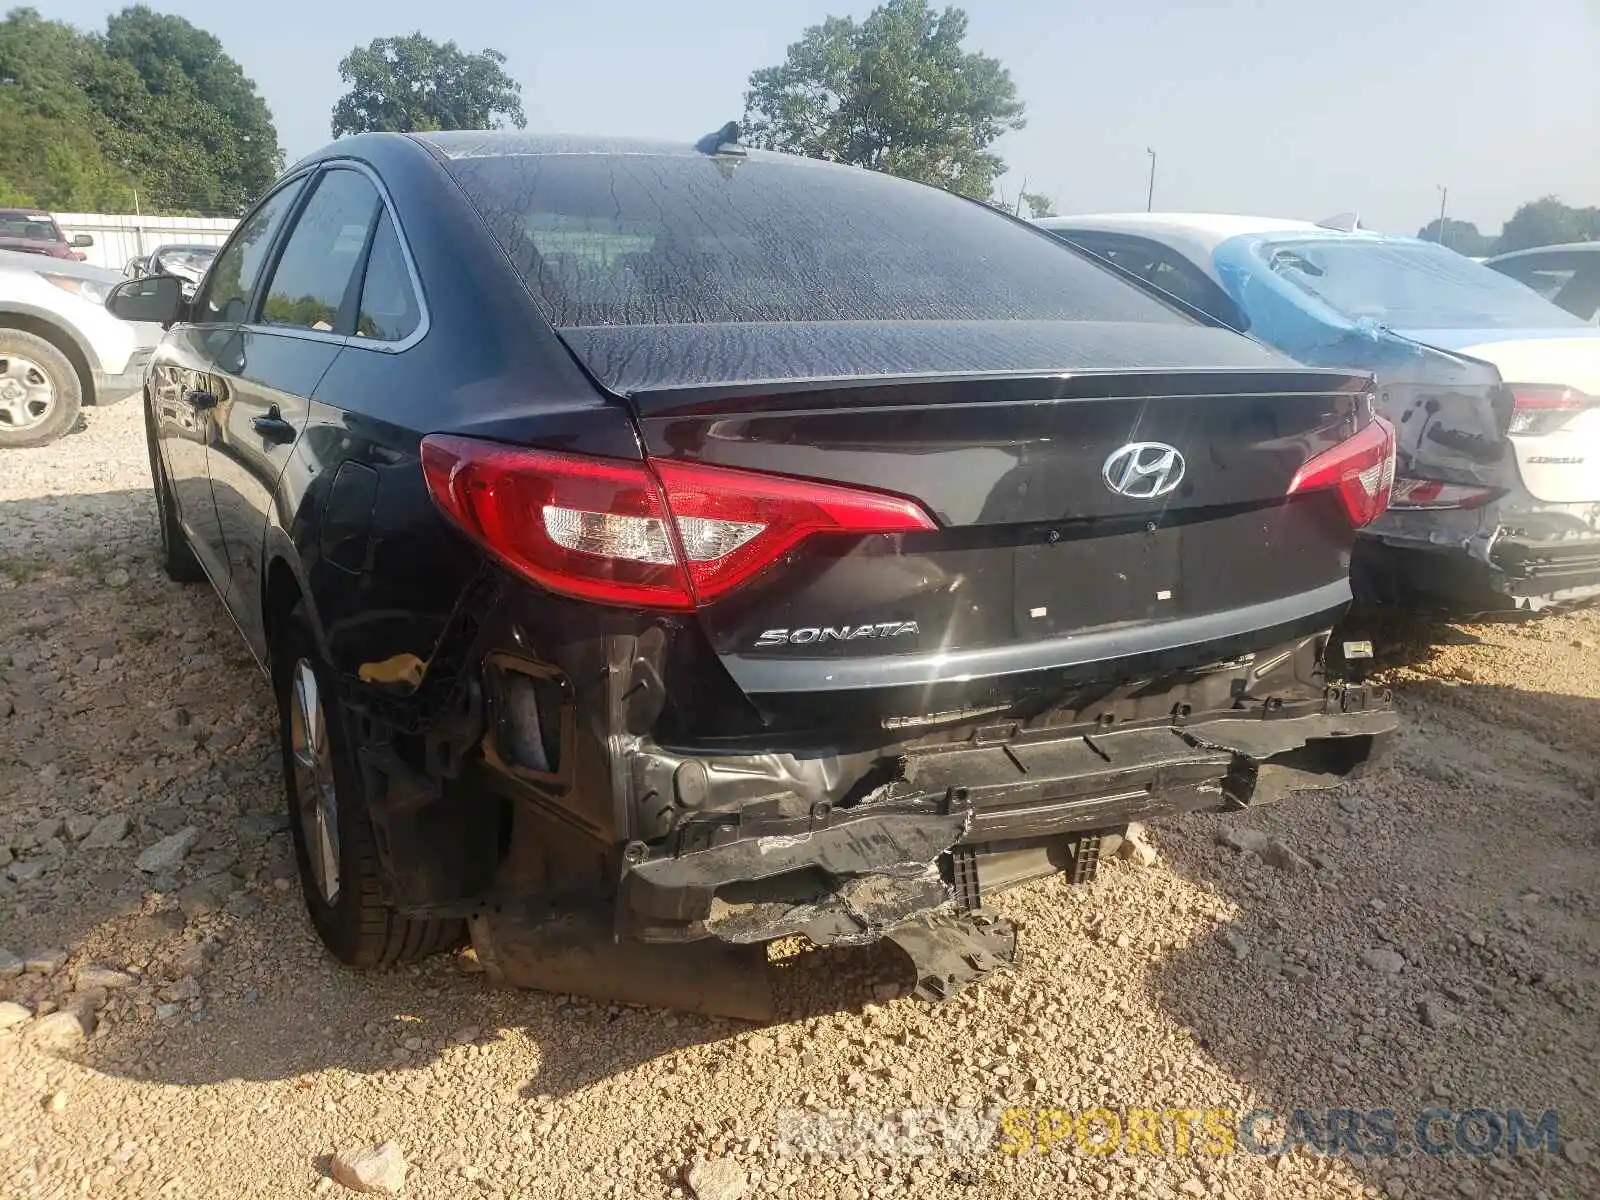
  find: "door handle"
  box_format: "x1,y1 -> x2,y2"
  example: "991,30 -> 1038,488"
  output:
185,388 -> 217,410
251,405 -> 296,444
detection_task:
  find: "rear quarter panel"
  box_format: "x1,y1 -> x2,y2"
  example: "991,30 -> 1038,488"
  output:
277,138 -> 641,681
1209,234 -> 1516,491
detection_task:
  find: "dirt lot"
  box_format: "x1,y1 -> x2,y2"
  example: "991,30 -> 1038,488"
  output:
2,402 -> 1598,1200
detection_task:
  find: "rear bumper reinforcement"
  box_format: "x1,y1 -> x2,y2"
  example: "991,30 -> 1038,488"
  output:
617,687 -> 1395,948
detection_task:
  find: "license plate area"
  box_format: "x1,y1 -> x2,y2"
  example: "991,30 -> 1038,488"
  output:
1014,527 -> 1181,635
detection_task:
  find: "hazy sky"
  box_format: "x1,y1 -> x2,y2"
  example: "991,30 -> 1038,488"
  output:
47,0 -> 1600,235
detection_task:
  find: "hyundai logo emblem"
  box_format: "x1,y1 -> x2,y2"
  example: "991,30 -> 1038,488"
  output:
1102,442 -> 1186,499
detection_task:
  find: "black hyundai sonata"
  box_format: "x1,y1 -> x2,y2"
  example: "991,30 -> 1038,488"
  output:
109,130 -> 1396,999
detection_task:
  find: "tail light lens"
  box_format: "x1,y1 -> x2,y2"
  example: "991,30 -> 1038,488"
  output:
1508,384 -> 1594,436
420,436 -> 937,610
1286,416 -> 1396,527
1390,478 -> 1501,510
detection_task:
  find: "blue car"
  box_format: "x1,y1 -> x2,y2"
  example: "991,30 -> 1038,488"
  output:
1039,213 -> 1600,613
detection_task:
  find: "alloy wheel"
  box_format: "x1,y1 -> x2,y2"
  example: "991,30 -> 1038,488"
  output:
289,658 -> 341,905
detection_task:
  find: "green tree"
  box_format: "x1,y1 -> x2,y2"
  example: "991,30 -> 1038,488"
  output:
101,5 -> 281,206
1416,217 -> 1494,257
1020,190 -> 1055,218
331,34 -> 526,136
1495,196 -> 1600,254
742,0 -> 1025,199
0,6 -> 280,215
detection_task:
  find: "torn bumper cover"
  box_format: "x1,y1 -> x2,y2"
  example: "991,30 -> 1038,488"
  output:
617,686 -> 1395,948
1357,498 -> 1600,612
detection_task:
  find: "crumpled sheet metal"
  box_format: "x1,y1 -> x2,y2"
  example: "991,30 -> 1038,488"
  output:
1368,493 -> 1600,571
1212,233 -> 1514,488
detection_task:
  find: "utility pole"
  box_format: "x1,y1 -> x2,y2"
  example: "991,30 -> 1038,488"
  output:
1146,148 -> 1157,212
1015,177 -> 1027,218
1436,185 -> 1449,248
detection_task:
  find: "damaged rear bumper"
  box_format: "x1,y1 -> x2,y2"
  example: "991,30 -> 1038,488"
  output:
617,684 -> 1395,948
1356,497 -> 1600,612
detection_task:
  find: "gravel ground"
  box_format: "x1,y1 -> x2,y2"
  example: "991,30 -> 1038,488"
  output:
2,402 -> 1597,1200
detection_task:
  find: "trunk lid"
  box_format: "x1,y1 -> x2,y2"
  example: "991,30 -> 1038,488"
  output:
558,321 -> 1374,715
1397,327 -> 1600,504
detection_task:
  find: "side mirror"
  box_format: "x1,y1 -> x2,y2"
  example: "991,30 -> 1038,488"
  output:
107,275 -> 185,326
71,233 -> 94,248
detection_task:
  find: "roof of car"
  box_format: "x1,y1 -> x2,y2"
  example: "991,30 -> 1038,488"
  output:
410,131 -> 709,158
1039,213 -> 1321,238
1487,241 -> 1600,263
1035,212 -> 1419,256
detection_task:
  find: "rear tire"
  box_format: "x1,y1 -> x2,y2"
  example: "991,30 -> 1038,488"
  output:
271,605 -> 463,967
0,329 -> 81,449
144,400 -> 206,583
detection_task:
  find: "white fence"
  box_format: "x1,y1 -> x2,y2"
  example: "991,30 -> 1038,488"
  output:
52,213 -> 238,272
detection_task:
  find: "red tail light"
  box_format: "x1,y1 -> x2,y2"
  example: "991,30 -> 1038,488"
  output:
1508,384 -> 1594,436
1286,416 -> 1396,527
1389,478 -> 1500,510
420,436 -> 938,610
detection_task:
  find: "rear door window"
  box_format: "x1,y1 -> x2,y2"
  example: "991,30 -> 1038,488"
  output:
354,211 -> 422,342
1061,232 -> 1248,330
196,179 -> 306,325
257,169 -> 382,334
442,152 -> 1186,328
1491,253 -> 1600,323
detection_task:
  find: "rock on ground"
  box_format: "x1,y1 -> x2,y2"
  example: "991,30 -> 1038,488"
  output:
0,1001 -> 31,1030
330,1141 -> 407,1194
1360,947 -> 1406,976
79,813 -> 132,849
27,1011 -> 85,1051
75,965 -> 134,990
684,1156 -> 749,1200
23,948 -> 67,975
1217,825 -> 1269,854
135,826 -> 200,873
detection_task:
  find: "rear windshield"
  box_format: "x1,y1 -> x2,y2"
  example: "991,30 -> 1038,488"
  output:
153,247 -> 217,272
443,152 -> 1185,328
1256,238 -> 1585,330
0,214 -> 62,242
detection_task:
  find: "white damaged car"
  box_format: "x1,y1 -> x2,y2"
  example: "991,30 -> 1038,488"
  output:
1037,214 -> 1600,612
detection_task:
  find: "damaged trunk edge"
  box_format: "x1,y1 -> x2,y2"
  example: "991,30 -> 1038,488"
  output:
1349,345 -> 1600,611
346,592 -> 1396,969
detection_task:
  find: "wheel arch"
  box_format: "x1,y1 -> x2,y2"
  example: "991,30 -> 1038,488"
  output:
0,306 -> 97,405
261,535 -> 329,670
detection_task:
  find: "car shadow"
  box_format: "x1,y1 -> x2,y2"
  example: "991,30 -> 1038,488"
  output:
1138,668 -> 1600,1197
0,487 -> 915,1101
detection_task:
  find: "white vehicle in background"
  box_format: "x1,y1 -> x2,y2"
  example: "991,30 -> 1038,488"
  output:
1485,242 -> 1600,325
1035,214 -> 1600,612
0,249 -> 160,448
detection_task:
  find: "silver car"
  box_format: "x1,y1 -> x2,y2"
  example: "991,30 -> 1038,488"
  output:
0,250 -> 161,448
